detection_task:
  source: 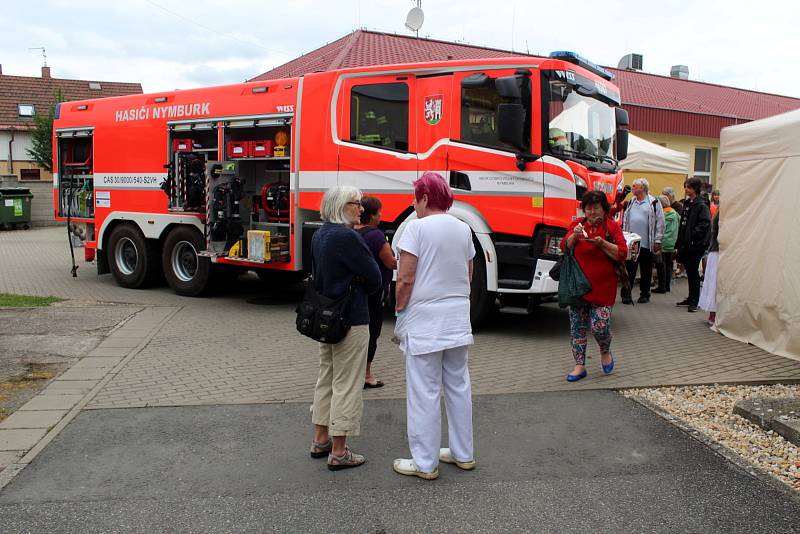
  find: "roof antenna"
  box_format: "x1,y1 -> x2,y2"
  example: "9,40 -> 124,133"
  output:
29,47 -> 47,67
405,1 -> 424,38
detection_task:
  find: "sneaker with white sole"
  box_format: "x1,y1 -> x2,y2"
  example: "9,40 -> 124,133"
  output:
439,448 -> 476,470
392,458 -> 439,480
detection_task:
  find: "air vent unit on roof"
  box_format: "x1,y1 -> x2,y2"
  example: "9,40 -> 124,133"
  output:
617,53 -> 643,71
89,82 -> 102,90
670,65 -> 689,80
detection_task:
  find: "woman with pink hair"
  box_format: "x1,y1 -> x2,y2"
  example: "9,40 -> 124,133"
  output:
392,172 -> 476,480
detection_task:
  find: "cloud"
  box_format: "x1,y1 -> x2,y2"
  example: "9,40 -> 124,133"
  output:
3,0 -> 798,98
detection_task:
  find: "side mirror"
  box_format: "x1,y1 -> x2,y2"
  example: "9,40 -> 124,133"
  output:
462,73 -> 490,89
576,85 -> 598,97
497,103 -> 525,150
615,107 -> 629,127
495,76 -> 521,99
615,128 -> 629,161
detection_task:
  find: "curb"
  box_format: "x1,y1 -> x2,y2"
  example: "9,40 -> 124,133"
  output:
625,393 -> 800,504
0,305 -> 182,492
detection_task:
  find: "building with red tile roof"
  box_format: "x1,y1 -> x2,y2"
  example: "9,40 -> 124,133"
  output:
1,65 -> 142,181
252,30 -> 800,184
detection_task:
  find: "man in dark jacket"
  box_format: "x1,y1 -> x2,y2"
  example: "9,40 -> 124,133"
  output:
675,177 -> 711,312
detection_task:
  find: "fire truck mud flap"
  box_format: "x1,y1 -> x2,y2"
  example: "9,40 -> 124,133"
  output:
162,226 -> 212,297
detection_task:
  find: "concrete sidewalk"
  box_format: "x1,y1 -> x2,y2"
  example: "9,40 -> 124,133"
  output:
0,391 -> 798,532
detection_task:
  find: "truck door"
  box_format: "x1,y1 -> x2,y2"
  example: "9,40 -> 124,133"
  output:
447,68 -> 543,237
414,73 -> 452,178
337,75 -> 417,221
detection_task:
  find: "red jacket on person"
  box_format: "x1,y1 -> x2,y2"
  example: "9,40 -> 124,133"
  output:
562,217 -> 628,307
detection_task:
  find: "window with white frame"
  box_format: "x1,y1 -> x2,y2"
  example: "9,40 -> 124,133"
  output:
18,104 -> 35,117
694,147 -> 712,181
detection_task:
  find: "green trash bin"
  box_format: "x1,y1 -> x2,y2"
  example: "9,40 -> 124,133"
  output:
0,187 -> 34,230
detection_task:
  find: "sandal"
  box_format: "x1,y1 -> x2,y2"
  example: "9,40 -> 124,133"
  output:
327,448 -> 366,471
310,438 -> 332,459
364,379 -> 385,389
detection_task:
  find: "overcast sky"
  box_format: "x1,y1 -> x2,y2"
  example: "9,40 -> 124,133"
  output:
4,0 -> 799,97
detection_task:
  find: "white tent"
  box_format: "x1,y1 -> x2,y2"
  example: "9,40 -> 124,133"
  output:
619,134 -> 690,174
716,108 -> 800,361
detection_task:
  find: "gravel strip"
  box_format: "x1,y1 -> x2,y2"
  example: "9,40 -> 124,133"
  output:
622,384 -> 800,493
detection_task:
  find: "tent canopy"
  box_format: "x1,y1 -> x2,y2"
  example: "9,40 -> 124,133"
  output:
720,108 -> 800,163
619,134 -> 690,174
716,108 -> 800,361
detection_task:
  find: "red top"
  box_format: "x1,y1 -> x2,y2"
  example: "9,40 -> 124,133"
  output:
562,217 -> 628,306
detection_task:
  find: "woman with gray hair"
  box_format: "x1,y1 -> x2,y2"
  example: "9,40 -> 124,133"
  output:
308,185 -> 381,470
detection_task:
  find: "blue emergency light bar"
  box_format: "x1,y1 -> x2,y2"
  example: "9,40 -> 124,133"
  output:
549,51 -> 615,81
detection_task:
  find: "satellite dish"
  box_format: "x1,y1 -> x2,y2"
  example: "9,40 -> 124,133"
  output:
405,6 -> 424,32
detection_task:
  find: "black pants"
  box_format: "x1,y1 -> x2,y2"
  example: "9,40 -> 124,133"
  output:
681,251 -> 704,306
656,251 -> 674,292
623,247 -> 653,299
366,289 -> 385,364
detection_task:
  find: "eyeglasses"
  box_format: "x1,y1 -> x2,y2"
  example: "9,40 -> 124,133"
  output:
346,201 -> 362,207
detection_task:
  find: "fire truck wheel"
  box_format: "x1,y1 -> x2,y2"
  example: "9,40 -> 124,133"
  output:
108,224 -> 161,289
162,226 -> 211,297
470,237 -> 496,329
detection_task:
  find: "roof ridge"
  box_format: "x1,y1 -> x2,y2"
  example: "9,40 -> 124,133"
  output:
326,30 -> 361,71
608,67 -> 800,101
358,28 -> 537,58
0,74 -> 142,86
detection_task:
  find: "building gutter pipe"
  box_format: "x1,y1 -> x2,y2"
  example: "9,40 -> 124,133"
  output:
7,128 -> 14,174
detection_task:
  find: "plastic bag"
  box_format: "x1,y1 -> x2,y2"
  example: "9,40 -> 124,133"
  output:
557,250 -> 592,308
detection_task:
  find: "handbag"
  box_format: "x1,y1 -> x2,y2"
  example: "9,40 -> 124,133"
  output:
295,282 -> 353,343
557,249 -> 592,308
548,255 -> 564,281
295,244 -> 354,344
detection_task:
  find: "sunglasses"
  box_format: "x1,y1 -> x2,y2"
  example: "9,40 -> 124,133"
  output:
346,201 -> 363,207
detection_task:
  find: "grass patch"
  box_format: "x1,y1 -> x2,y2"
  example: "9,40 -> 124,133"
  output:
0,293 -> 62,307
0,407 -> 12,422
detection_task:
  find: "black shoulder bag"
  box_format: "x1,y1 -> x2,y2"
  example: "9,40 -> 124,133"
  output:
295,245 -> 354,344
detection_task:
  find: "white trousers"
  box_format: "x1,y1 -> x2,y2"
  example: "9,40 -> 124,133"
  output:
405,345 -> 474,473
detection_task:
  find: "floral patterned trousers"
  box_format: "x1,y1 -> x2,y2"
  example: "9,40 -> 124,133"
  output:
568,301 -> 613,366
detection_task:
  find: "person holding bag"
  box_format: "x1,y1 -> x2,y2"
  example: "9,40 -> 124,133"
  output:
307,185 -> 381,470
562,191 -> 628,382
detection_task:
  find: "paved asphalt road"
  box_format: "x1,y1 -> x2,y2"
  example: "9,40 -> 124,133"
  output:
1,391 -> 799,533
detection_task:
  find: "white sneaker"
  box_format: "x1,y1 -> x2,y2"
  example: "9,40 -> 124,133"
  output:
439,448 -> 476,470
392,458 -> 439,480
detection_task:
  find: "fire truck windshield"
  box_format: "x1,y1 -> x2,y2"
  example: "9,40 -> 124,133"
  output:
545,78 -> 617,171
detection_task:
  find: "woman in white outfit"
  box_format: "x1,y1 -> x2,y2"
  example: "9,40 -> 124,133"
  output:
392,172 -> 476,480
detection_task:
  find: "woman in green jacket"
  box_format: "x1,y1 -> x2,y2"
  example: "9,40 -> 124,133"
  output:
654,195 -> 680,293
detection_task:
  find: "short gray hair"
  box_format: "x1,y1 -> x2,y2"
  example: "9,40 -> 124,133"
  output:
632,178 -> 650,192
320,185 -> 361,226
658,194 -> 670,208
662,186 -> 675,199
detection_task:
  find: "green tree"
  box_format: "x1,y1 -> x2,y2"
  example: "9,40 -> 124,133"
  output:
26,88 -> 65,172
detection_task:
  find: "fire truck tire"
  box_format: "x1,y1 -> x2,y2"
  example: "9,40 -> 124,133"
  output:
470,237 -> 496,329
162,226 -> 212,297
108,224 -> 161,289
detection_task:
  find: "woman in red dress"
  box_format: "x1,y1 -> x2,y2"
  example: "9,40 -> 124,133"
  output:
562,191 -> 628,382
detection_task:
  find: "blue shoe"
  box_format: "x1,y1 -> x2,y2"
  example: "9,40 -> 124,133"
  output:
601,356 -> 615,375
566,369 -> 587,382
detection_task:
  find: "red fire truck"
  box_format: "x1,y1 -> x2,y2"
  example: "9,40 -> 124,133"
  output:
52,51 -> 635,324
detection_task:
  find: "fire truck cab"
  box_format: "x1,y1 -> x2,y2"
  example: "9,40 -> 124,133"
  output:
53,52 -> 635,325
